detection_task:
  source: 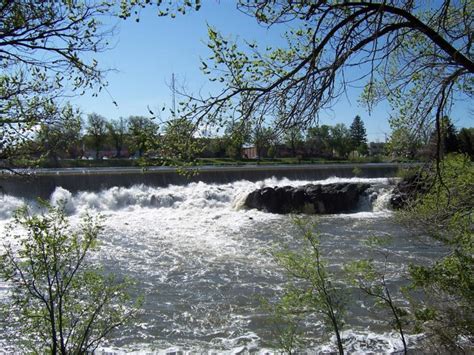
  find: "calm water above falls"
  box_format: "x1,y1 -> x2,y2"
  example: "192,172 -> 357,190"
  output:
0,177 -> 445,353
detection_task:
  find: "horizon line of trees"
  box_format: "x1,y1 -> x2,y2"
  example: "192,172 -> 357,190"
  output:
23,113 -> 373,162
28,111 -> 474,164
5,96 -> 468,166
388,116 -> 474,161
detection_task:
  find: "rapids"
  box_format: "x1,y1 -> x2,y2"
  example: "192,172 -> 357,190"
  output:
0,176 -> 444,353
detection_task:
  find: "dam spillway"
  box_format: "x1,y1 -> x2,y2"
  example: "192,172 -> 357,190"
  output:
0,163 -> 411,198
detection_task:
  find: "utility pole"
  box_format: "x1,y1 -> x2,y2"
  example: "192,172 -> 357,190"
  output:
171,73 -> 176,118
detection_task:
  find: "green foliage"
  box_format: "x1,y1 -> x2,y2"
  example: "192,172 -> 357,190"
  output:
364,2 -> 472,143
119,0 -> 201,20
253,125 -> 276,159
283,126 -> 304,157
401,154 -> 473,244
396,166 -> 419,180
160,117 -> 202,163
86,113 -> 108,160
269,219 -> 345,354
121,1 -> 472,162
107,117 -> 128,158
399,154 -> 474,351
1,1 -> 113,168
387,127 -> 422,159
36,104 -> 83,161
260,297 -> 303,354
349,115 -> 367,150
329,124 -> 352,159
199,137 -> 227,158
345,236 -> 409,354
127,115 -> 159,158
457,127 -> 474,159
305,125 -> 332,158
267,145 -> 278,159
0,204 -> 139,353
224,119 -> 252,159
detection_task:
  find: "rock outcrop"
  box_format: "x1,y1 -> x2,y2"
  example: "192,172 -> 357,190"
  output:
244,183 -> 371,214
389,172 -> 426,209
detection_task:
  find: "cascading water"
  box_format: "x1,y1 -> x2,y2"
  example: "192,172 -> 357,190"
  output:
0,177 -> 443,353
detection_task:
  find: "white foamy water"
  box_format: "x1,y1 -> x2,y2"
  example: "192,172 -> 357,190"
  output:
0,176 -> 394,230
1,176 -> 442,353
0,194 -> 25,220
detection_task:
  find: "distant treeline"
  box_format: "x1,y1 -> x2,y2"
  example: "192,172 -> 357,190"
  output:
13,109 -> 474,165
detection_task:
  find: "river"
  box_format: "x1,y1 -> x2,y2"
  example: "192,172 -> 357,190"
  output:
0,172 -> 442,353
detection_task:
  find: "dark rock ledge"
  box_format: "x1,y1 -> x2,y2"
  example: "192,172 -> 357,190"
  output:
389,172 -> 426,209
244,183 -> 371,214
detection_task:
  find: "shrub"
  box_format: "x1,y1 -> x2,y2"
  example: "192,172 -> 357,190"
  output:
268,219 -> 345,354
399,154 -> 473,351
0,204 -> 140,353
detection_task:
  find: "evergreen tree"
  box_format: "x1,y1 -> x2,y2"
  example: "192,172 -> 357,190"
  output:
349,115 -> 368,155
457,128 -> 474,159
442,117 -> 459,154
429,116 -> 460,157
349,115 -> 367,147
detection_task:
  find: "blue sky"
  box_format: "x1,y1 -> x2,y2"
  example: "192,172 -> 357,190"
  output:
72,1 -> 472,142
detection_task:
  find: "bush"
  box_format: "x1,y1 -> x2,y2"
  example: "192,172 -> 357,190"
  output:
268,219 -> 345,354
399,154 -> 474,351
0,204 -> 140,353
345,236 -> 409,354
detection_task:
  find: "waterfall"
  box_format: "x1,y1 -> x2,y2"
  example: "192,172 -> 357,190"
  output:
0,177 -> 395,220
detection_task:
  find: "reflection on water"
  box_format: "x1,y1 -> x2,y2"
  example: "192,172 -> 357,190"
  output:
0,177 -> 443,353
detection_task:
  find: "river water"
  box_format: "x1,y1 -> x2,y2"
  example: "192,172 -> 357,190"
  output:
0,176 -> 444,353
